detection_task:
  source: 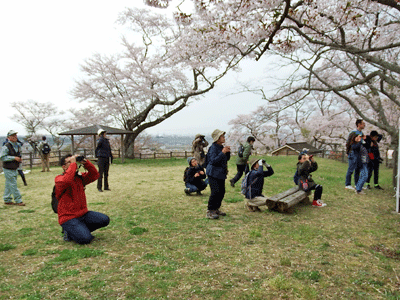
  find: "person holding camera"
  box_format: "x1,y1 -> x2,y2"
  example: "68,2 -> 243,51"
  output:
297,153 -> 326,207
184,157 -> 207,195
192,134 -> 209,167
230,136 -> 255,187
345,119 -> 365,190
1,130 -> 25,206
96,129 -> 113,192
55,154 -> 110,244
243,158 -> 274,212
205,129 -> 230,219
365,131 -> 383,190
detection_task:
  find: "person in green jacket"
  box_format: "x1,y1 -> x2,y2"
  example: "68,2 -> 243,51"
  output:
230,136 -> 255,187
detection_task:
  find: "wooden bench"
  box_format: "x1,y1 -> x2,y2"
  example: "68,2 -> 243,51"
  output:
266,186 -> 311,212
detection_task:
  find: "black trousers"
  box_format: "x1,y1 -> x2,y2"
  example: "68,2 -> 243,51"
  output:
97,157 -> 110,190
310,184 -> 323,201
207,176 -> 225,211
367,160 -> 380,185
231,164 -> 249,184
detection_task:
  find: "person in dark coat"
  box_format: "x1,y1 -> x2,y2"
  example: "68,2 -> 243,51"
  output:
365,131 -> 383,190
95,129 -> 113,192
184,157 -> 207,195
297,153 -> 326,207
205,129 -> 230,219
244,158 -> 274,212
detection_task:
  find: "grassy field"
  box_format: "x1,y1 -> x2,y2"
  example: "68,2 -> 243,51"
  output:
0,156 -> 399,299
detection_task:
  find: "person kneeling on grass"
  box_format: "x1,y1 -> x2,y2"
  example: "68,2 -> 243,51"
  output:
55,154 -> 110,244
297,153 -> 327,207
184,157 -> 207,195
244,158 -> 274,212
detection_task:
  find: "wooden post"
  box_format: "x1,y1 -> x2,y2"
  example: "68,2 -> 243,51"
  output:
71,135 -> 75,154
120,134 -> 125,163
93,135 -> 96,158
29,152 -> 33,170
139,153 -> 142,159
170,152 -> 172,158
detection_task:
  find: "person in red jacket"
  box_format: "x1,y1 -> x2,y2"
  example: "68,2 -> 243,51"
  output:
55,154 -> 110,244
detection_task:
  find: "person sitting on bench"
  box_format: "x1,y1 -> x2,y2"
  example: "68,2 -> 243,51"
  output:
297,153 -> 326,207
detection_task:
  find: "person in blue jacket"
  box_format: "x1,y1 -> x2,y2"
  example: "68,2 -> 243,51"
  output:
205,129 -> 230,219
244,158 -> 274,212
184,157 -> 207,195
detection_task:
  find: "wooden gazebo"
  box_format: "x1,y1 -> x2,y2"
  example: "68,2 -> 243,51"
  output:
58,125 -> 134,163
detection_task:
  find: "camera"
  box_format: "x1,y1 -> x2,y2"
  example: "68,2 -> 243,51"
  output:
76,155 -> 85,162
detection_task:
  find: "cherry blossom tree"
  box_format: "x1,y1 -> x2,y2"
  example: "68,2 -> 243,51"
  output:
71,7 -> 243,158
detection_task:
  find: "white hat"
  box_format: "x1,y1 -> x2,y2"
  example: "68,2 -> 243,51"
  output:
7,130 -> 18,137
97,128 -> 106,136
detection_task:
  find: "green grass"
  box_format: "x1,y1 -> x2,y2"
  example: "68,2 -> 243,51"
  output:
0,156 -> 399,299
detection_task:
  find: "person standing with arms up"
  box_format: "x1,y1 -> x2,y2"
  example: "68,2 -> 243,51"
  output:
205,129 -> 230,219
230,136 -> 255,187
95,129 -> 113,192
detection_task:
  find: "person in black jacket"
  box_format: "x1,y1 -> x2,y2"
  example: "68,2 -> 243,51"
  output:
184,157 -> 207,195
244,158 -> 274,212
297,153 -> 327,207
95,129 -> 113,192
365,131 -> 383,190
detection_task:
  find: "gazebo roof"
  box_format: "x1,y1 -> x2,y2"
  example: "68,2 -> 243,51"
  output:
59,125 -> 133,136
271,142 -> 323,155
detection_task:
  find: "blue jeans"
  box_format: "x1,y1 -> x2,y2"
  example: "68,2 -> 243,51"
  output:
356,164 -> 368,192
345,152 -> 360,186
185,181 -> 207,193
3,169 -> 22,203
61,211 -> 110,244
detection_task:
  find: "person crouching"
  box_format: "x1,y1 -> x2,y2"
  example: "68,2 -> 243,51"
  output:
244,158 -> 274,212
184,157 -> 207,195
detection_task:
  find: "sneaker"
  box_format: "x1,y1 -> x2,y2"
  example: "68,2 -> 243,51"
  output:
4,202 -> 13,206
312,200 -> 327,207
366,185 -> 371,189
206,210 -> 219,219
63,230 -> 71,242
375,185 -> 384,190
215,209 -> 226,216
230,179 -> 235,187
196,191 -> 202,195
104,188 -> 111,191
15,202 -> 25,206
98,189 -> 103,192
345,185 -> 355,190
184,188 -> 191,195
246,203 -> 255,212
356,190 -> 366,195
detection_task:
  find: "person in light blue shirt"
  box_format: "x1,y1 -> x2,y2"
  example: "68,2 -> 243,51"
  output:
1,130 -> 25,206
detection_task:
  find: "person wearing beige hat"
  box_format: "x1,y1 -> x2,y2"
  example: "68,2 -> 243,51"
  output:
192,133 -> 209,167
205,129 -> 230,219
0,130 -> 25,206
243,158 -> 274,212
95,129 -> 113,192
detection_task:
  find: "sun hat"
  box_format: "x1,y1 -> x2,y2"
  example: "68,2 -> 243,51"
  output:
195,134 -> 205,139
97,129 -> 106,136
7,130 -> 18,137
211,129 -> 225,143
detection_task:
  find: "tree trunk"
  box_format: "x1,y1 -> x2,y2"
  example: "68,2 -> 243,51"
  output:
124,132 -> 140,158
392,137 -> 398,187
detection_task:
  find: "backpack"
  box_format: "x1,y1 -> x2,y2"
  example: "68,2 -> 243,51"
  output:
241,171 -> 257,197
183,167 -> 190,183
238,143 -> 244,158
42,143 -> 51,154
293,170 -> 300,185
51,186 -> 66,213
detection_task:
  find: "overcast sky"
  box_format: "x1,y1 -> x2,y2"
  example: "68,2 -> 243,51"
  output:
0,1 -> 270,138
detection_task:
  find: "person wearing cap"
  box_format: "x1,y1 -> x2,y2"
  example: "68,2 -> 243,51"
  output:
345,119 -> 365,190
297,153 -> 327,207
3,137 -> 27,186
230,136 -> 255,187
0,130 -> 25,206
38,136 -> 51,172
184,157 -> 207,195
243,158 -> 274,212
205,129 -> 230,219
192,134 -> 209,167
95,129 -> 113,192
